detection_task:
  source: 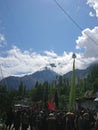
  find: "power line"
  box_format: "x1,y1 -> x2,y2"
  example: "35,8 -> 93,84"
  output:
53,0 -> 98,46
54,0 -> 83,31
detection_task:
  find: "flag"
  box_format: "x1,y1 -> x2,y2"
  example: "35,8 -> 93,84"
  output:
68,58 -> 76,111
48,98 -> 55,111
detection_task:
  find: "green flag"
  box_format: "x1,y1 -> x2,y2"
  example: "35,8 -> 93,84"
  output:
68,58 -> 76,111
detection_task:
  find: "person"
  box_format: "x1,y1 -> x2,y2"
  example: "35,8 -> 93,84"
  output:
66,112 -> 75,130
29,110 -> 34,130
78,113 -> 84,130
13,110 -> 21,130
47,112 -> 57,130
21,110 -> 29,130
5,109 -> 14,130
95,115 -> 98,130
56,112 -> 64,130
82,112 -> 91,130
29,110 -> 37,130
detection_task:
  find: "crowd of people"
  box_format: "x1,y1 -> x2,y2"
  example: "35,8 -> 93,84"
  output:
1,105 -> 98,130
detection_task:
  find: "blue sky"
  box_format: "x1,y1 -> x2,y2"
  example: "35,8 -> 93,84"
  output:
0,0 -> 98,78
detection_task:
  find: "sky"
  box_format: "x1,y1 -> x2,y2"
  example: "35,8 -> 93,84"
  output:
0,0 -> 98,78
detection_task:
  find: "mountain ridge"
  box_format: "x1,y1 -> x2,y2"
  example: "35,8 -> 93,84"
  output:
0,68 -> 59,89
0,64 -> 97,89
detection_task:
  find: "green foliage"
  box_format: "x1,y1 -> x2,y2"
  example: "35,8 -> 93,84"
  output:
76,77 -> 85,97
0,85 -> 15,116
86,65 -> 98,91
92,78 -> 98,92
58,76 -> 63,86
31,82 -> 44,102
75,64 -> 98,98
18,81 -> 25,97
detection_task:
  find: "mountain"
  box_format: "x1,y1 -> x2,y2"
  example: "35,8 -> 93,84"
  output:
0,64 -> 97,90
63,63 -> 98,81
0,68 -> 59,89
63,68 -> 90,81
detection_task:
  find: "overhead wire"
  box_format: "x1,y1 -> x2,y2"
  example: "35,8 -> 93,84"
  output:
53,0 -> 98,46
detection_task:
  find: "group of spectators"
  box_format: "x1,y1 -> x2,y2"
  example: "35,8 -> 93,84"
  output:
1,106 -> 98,130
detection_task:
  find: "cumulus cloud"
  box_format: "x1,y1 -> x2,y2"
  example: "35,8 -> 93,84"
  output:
89,11 -> 95,17
0,44 -> 98,78
87,0 -> 98,17
76,27 -> 98,58
44,50 -> 57,57
0,46 -> 73,77
1,27 -> 98,78
0,34 -> 7,47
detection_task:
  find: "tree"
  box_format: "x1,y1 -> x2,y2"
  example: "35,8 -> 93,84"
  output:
18,81 -> 25,97
58,76 -> 63,86
43,81 -> 49,104
93,78 -> 98,92
0,85 -> 14,117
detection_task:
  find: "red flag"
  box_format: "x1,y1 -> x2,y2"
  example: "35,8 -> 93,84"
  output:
48,98 -> 55,111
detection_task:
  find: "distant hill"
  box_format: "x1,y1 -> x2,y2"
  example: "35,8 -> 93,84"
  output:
63,68 -> 90,81
0,64 -> 97,90
0,68 -> 59,89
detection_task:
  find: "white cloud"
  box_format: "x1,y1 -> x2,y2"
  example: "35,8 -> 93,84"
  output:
76,27 -> 98,58
0,44 -> 98,78
0,46 -> 72,77
87,0 -> 98,17
1,25 -> 98,78
89,11 -> 95,17
0,34 -> 7,47
44,50 -> 57,57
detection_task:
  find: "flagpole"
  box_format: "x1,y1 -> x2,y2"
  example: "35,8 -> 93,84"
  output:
68,53 -> 76,112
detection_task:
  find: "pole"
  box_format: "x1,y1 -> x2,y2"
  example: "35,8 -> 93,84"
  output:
68,53 -> 76,111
